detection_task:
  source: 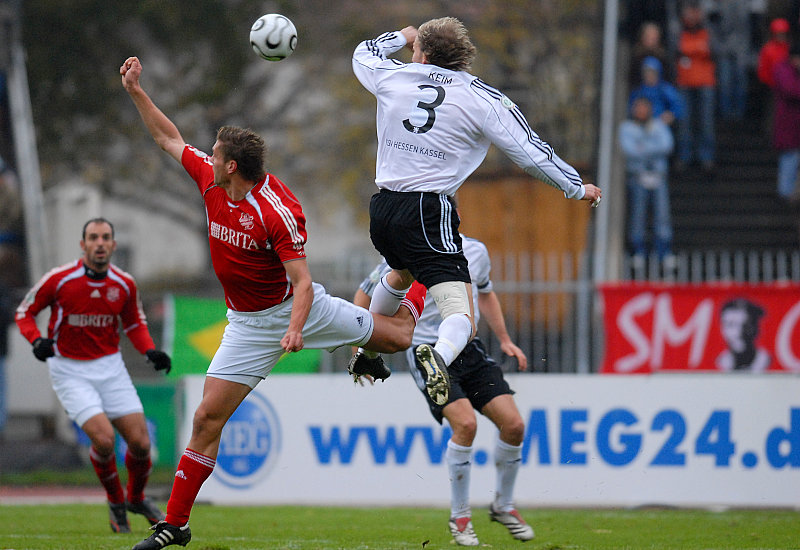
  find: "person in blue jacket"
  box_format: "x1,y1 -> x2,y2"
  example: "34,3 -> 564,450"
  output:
619,96 -> 676,266
628,56 -> 684,128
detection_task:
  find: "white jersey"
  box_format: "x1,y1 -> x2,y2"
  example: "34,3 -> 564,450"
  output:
353,30 -> 585,199
359,236 -> 493,346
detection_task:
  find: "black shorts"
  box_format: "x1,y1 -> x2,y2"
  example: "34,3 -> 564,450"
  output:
411,338 -> 514,424
369,189 -> 471,289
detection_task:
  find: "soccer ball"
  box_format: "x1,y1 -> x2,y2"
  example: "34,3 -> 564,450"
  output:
250,14 -> 297,61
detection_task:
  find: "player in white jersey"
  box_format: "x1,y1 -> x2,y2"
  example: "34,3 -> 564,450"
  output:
355,235 -> 534,546
352,17 -> 602,408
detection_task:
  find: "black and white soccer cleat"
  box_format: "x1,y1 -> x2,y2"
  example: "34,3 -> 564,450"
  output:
131,521 -> 191,549
348,351 -> 391,382
108,501 -> 131,533
127,497 -> 166,525
414,344 -> 450,405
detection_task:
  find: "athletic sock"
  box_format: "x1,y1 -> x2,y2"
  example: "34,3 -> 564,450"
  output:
400,281 -> 427,322
434,314 -> 472,366
446,439 -> 473,518
89,447 -> 125,504
361,275 -> 411,358
369,274 -> 409,316
125,450 -> 152,504
494,439 -> 523,512
165,448 -> 215,527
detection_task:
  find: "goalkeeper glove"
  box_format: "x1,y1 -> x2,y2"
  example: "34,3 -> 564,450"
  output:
146,349 -> 171,374
32,337 -> 55,361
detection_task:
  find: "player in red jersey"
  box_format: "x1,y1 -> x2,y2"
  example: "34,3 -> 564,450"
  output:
15,217 -> 171,533
121,56 -> 427,549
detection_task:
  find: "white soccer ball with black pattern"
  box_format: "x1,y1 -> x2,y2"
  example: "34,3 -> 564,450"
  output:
250,13 -> 297,61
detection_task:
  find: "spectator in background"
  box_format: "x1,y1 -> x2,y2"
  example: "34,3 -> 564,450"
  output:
772,43 -> 800,202
619,97 -> 675,266
706,0 -> 752,121
0,280 -> 11,435
675,2 -> 717,174
629,22 -> 674,88
0,158 -> 25,289
756,18 -> 791,133
757,18 -> 791,89
628,56 -> 684,128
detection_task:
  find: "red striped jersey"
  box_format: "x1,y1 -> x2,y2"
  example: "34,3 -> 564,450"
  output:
182,144 -> 307,312
15,260 -> 155,360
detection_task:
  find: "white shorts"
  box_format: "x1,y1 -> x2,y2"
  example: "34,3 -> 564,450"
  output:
48,352 -> 144,427
207,282 -> 374,388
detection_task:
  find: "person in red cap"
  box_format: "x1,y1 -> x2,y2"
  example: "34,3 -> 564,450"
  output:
757,18 -> 791,88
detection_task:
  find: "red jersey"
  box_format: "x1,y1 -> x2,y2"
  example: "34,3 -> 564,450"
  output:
15,260 -> 155,360
181,145 -> 308,312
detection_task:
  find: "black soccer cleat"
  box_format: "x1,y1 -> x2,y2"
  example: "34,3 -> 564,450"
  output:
127,497 -> 166,525
414,344 -> 450,406
131,521 -> 191,550
108,501 -> 131,533
348,351 -> 391,382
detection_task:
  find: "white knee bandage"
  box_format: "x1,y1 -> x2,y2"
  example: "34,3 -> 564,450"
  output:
429,281 -> 472,319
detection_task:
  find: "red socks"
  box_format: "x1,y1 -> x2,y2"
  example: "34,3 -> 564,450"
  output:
401,281 -> 427,322
165,449 -> 215,527
89,447 -> 124,504
125,450 -> 152,504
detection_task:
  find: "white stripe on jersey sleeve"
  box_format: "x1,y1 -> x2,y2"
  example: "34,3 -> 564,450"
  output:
470,79 -> 584,199
352,31 -> 410,94
258,179 -> 304,248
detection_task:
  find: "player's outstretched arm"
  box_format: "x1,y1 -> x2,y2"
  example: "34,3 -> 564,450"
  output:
477,290 -> 528,371
120,56 -> 186,163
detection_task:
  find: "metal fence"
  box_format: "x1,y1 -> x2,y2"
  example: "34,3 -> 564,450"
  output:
311,249 -> 800,375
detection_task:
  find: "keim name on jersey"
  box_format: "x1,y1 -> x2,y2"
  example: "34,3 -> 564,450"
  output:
214,392 -> 282,488
385,139 -> 447,160
210,221 -> 262,250
428,71 -> 453,84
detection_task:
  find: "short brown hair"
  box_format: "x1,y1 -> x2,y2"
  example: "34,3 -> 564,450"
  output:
216,126 -> 267,183
82,217 -> 114,240
417,17 -> 476,72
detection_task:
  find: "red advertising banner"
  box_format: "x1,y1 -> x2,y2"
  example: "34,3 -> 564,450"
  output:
599,283 -> 800,374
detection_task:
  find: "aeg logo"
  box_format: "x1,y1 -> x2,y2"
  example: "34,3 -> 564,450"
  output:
214,392 -> 282,488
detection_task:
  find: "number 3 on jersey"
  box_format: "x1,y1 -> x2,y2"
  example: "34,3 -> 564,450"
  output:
403,85 -> 445,134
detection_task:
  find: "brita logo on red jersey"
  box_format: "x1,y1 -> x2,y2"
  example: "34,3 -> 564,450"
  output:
210,221 -> 259,250
67,314 -> 116,327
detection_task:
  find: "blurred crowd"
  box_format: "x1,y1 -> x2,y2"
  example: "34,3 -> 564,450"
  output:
619,0 -> 800,266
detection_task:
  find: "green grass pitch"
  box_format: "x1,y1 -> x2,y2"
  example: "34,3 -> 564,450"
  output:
1,503 -> 799,549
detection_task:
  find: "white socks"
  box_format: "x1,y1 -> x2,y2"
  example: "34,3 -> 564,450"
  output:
362,274 -> 409,358
494,439 -> 523,512
446,440 -> 473,519
369,274 -> 408,316
434,314 -> 472,366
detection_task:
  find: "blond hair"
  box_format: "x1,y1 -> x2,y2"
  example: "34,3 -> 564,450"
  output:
417,17 -> 476,72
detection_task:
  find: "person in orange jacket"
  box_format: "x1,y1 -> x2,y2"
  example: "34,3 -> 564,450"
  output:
675,2 -> 716,173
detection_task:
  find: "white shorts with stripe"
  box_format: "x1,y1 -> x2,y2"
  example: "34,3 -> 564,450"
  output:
207,282 -> 374,388
48,351 -> 144,427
